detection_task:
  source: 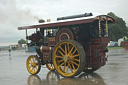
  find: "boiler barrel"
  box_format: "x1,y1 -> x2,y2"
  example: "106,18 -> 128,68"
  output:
57,13 -> 93,20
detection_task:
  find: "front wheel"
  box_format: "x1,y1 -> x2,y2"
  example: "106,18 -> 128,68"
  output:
26,55 -> 41,75
53,40 -> 86,77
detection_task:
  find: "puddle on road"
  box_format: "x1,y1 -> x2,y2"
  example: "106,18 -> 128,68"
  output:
107,63 -> 120,65
27,71 -> 106,85
123,57 -> 128,58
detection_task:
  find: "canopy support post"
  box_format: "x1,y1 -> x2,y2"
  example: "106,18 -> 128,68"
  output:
25,29 -> 29,52
106,21 -> 108,37
99,20 -> 101,37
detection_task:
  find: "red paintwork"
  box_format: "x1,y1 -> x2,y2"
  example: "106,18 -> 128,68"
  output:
85,37 -> 110,68
122,41 -> 128,50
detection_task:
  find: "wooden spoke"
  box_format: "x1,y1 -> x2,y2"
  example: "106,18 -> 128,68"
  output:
36,66 -> 38,70
32,67 -> 34,72
58,59 -> 64,63
72,54 -> 79,58
58,50 -> 64,57
59,46 -> 65,54
29,61 -> 32,65
33,58 -> 36,63
55,55 -> 63,58
65,44 -> 67,55
74,59 -> 80,62
72,49 -> 77,55
71,63 -> 76,71
71,61 -> 79,66
69,63 -> 73,73
63,63 -> 66,72
66,63 -> 69,73
31,58 -> 33,63
67,43 -> 70,53
59,62 -> 65,67
68,46 -> 74,55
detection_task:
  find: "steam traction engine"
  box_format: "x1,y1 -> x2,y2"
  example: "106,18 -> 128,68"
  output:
18,13 -> 115,77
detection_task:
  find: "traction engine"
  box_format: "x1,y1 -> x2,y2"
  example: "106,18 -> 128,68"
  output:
18,13 -> 115,77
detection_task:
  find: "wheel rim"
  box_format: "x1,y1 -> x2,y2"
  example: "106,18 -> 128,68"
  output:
46,63 -> 55,71
53,41 -> 81,77
26,56 -> 40,74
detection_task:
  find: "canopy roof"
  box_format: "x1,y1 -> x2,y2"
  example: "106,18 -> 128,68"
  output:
18,15 -> 115,30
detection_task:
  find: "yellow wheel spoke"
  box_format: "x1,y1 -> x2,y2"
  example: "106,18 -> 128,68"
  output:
68,46 -> 74,55
71,63 -> 76,71
59,46 -> 65,54
72,49 -> 77,55
59,62 -> 65,67
36,66 -> 38,70
33,58 -> 36,63
67,43 -> 70,53
29,62 -> 33,65
72,54 -> 79,58
71,61 -> 79,66
32,67 -> 34,72
55,55 -> 63,58
65,44 -> 67,55
63,63 -> 66,72
31,58 -> 33,63
69,63 -> 73,73
66,63 -> 69,73
58,50 -> 64,57
74,59 -> 80,62
34,68 -> 36,72
58,59 -> 64,63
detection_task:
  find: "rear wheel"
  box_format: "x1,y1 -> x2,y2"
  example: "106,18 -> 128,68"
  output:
53,40 -> 85,77
46,63 -> 55,71
26,55 -> 41,75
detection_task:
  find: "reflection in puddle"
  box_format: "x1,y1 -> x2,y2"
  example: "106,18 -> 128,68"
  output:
27,71 -> 106,85
27,75 -> 41,85
58,73 -> 106,85
27,71 -> 60,85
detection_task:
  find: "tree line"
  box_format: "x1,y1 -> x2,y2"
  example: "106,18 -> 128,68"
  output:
107,12 -> 128,41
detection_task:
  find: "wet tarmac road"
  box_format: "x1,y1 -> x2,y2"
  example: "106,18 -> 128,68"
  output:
0,49 -> 128,85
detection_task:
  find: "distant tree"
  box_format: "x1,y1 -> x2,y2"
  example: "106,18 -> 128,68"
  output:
18,39 -> 26,44
107,12 -> 128,41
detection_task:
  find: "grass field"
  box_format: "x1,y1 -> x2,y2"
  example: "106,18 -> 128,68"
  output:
107,47 -> 123,50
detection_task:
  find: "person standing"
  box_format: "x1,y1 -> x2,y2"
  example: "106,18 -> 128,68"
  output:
8,46 -> 12,56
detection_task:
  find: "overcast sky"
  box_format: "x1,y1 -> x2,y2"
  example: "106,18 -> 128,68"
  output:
0,0 -> 128,45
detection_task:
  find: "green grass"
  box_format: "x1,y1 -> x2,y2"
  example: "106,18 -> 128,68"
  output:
107,47 -> 123,50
